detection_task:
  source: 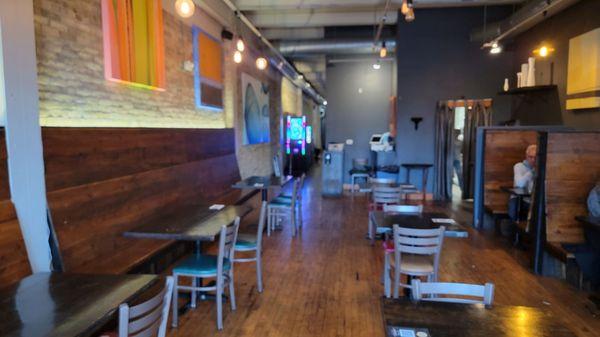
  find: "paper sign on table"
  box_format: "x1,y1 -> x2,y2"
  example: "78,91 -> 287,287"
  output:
253,183 -> 265,187
431,218 -> 457,224
209,204 -> 225,210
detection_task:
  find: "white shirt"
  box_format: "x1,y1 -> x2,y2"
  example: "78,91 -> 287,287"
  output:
514,160 -> 534,192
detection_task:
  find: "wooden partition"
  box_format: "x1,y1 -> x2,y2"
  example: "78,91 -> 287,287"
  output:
0,128 -> 31,288
544,131 -> 600,244
482,130 -> 539,213
43,127 -> 245,274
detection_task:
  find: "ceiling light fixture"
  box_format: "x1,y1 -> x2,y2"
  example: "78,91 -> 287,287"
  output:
323,100 -> 328,106
401,0 -> 409,15
236,38 -> 245,52
533,45 -> 554,57
373,61 -> 381,70
490,42 -> 502,54
380,41 -> 387,58
233,50 -> 243,63
175,0 -> 195,18
256,57 -> 268,70
405,7 -> 415,22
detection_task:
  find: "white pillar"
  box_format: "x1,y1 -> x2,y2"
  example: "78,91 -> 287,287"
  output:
0,0 -> 52,272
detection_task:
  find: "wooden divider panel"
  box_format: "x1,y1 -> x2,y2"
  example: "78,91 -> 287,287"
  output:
43,128 -> 242,273
0,128 -> 31,288
545,132 -> 600,244
484,130 -> 539,213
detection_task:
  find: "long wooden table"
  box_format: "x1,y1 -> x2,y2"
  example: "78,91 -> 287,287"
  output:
232,175 -> 292,201
369,211 -> 468,238
0,272 -> 157,337
382,297 -> 576,337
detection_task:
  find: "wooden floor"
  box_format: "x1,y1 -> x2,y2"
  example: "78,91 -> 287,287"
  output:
167,168 -> 600,337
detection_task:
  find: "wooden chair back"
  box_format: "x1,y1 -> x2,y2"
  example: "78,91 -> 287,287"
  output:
373,186 -> 401,205
383,204 -> 423,214
370,177 -> 396,186
118,277 -> 174,337
411,279 -> 495,306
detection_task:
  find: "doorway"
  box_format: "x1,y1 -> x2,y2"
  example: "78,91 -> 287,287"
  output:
452,106 -> 465,201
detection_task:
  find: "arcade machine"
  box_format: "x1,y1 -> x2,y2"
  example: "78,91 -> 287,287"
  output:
285,115 -> 312,175
322,142 -> 344,197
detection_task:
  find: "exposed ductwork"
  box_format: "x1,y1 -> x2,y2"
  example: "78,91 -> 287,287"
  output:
471,0 -> 581,46
278,38 -> 397,56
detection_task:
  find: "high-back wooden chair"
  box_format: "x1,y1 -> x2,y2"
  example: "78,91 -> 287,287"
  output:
233,201 -> 267,293
117,277 -> 174,337
171,218 -> 240,330
384,224 -> 445,298
411,279 -> 495,306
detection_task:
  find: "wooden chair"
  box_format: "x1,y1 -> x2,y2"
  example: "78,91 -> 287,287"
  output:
371,185 -> 401,210
171,218 -> 240,330
411,279 -> 495,306
274,173 -> 306,229
233,201 -> 267,293
267,178 -> 300,237
384,224 -> 445,298
110,277 -> 174,337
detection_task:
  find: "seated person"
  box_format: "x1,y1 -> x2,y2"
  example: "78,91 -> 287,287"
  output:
509,144 -> 537,222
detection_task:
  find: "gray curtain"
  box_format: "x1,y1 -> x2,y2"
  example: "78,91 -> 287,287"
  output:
462,101 -> 492,199
433,102 -> 455,200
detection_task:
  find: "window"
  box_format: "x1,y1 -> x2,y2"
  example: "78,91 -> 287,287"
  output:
192,26 -> 223,109
101,0 -> 166,90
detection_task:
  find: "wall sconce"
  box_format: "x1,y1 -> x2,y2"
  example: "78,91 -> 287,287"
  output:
411,117 -> 423,130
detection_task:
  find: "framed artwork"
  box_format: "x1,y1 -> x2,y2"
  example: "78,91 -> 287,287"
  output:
192,26 -> 224,109
242,73 -> 270,145
101,0 -> 166,90
566,28 -> 600,110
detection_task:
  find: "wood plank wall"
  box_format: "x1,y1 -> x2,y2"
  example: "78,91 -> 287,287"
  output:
43,127 -> 242,274
0,128 -> 31,288
484,130 -> 539,213
545,132 -> 600,244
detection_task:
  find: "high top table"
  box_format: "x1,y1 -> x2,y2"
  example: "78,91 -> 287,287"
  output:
232,175 -> 293,201
0,272 -> 157,337
382,297 -> 576,337
401,163 -> 433,202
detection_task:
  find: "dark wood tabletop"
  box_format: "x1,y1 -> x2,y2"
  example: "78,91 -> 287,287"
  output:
401,163 -> 433,168
382,297 -> 576,337
0,272 -> 157,337
369,211 -> 468,238
232,175 -> 292,190
124,204 -> 252,241
501,186 -> 531,197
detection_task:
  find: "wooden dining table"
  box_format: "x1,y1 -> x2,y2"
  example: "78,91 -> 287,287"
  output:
232,175 -> 292,201
0,272 -> 157,337
382,297 -> 577,337
369,211 -> 469,238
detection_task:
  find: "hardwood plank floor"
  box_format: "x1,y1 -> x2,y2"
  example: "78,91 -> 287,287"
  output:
167,168 -> 600,337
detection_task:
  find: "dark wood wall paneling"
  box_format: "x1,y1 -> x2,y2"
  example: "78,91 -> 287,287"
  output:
43,127 -> 243,274
545,132 -> 600,244
483,130 -> 539,213
0,128 -> 31,289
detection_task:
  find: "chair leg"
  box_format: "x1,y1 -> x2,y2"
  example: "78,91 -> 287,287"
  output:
229,269 -> 236,311
291,208 -> 297,237
267,209 -> 272,237
369,217 -> 374,245
384,253 -> 391,298
393,267 -> 401,299
256,250 -> 264,293
216,280 -> 223,330
171,274 -> 179,328
190,277 -> 197,308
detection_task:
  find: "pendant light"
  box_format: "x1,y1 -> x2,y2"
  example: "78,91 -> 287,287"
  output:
379,42 -> 387,58
256,57 -> 268,70
175,0 -> 195,18
405,7 -> 415,22
401,0 -> 409,15
233,50 -> 243,63
373,61 -> 381,70
236,38 -> 245,52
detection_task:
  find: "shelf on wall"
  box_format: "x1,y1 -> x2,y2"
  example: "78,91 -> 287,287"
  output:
498,85 -> 558,96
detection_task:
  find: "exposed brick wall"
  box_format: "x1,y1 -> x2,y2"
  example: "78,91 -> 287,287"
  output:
34,0 -> 225,128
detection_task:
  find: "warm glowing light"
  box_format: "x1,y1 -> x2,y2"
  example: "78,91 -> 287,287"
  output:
380,42 -> 387,58
175,0 -> 195,18
256,57 -> 268,70
373,62 -> 381,70
233,50 -> 243,63
533,45 -> 554,57
323,100 -> 328,106
401,0 -> 409,15
405,8 -> 415,22
490,42 -> 502,54
236,38 -> 245,52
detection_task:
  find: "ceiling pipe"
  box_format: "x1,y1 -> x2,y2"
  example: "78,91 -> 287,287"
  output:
471,0 -> 581,47
278,38 -> 397,56
219,0 -> 326,104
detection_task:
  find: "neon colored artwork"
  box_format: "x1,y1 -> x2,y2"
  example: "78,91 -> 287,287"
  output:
193,26 -> 224,109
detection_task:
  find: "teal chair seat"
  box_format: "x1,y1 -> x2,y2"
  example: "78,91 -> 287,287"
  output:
376,227 -> 392,234
234,233 -> 258,250
173,254 -> 230,276
269,198 -> 292,206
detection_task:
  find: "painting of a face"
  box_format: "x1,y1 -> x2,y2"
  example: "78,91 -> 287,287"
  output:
242,73 -> 270,145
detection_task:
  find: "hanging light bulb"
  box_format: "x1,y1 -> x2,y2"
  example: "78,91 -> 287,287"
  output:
490,42 -> 502,54
373,61 -> 381,70
379,41 -> 387,58
401,0 -> 409,15
256,57 -> 268,70
236,38 -> 245,52
233,50 -> 243,64
175,0 -> 195,18
405,7 -> 415,22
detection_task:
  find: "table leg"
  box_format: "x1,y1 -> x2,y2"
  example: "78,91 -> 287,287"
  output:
421,168 -> 428,202
262,189 -> 268,201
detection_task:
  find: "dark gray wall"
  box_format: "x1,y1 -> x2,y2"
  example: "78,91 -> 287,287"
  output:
512,0 -> 600,129
396,7 -> 514,193
325,60 -> 395,183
